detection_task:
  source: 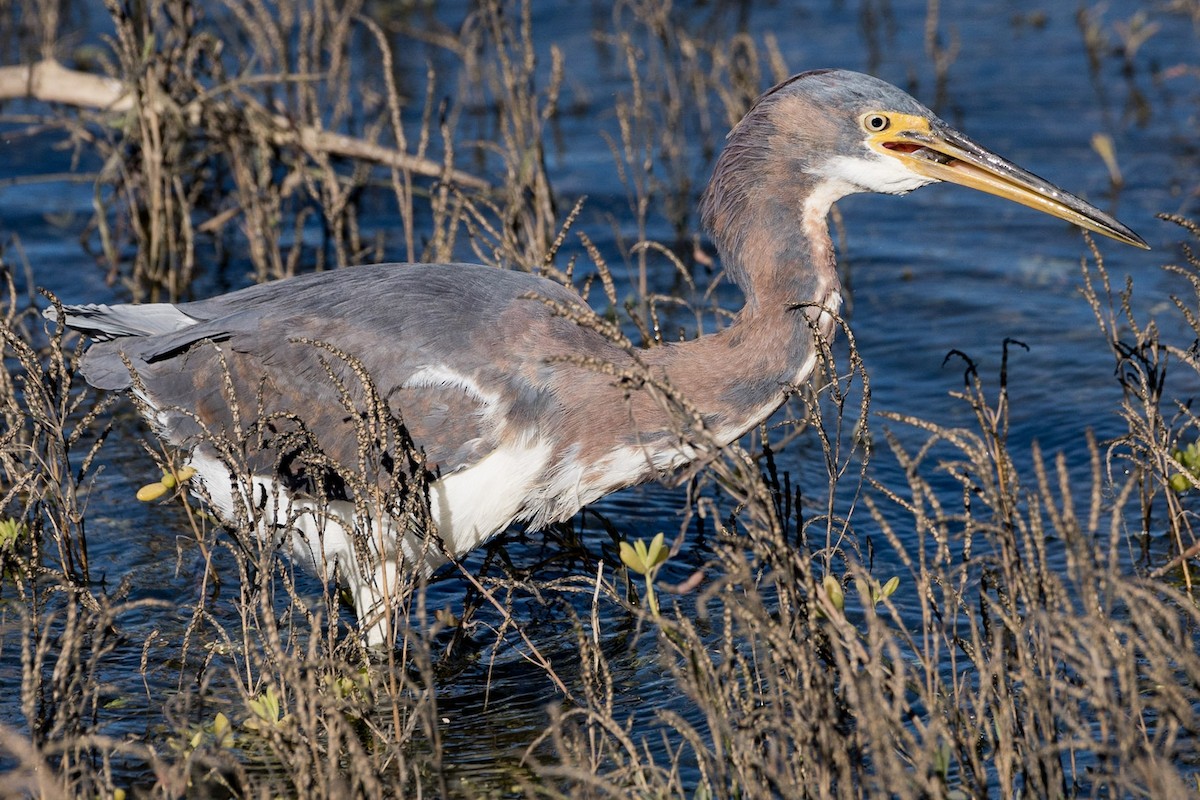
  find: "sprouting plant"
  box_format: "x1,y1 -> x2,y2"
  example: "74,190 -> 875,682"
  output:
169,711 -> 235,755
864,575 -> 901,607
243,686 -> 291,735
1169,441 -> 1200,493
326,667 -> 371,702
135,466 -> 196,502
820,574 -> 899,616
822,574 -> 845,613
0,518 -> 29,582
0,518 -> 27,552
619,533 -> 670,616
194,712 -> 235,750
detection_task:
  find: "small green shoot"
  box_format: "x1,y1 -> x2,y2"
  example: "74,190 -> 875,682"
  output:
136,465 -> 197,502
821,574 -> 900,617
169,711 -> 235,755
0,518 -> 27,552
619,533 -> 670,616
1169,441 -> 1200,493
0,519 -> 29,581
327,666 -> 371,702
243,686 -> 291,734
822,575 -> 845,613
865,575 -> 901,607
192,711 -> 235,750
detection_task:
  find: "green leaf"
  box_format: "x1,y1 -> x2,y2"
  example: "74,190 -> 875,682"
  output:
211,712 -> 234,748
645,532 -> 669,569
0,519 -> 27,550
620,535 -> 671,575
244,685 -> 287,733
822,575 -> 844,611
619,541 -> 645,574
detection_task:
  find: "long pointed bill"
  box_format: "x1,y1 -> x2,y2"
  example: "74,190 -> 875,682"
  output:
869,114 -> 1149,249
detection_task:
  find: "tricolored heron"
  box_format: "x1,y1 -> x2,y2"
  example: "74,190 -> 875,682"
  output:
48,70 -> 1146,645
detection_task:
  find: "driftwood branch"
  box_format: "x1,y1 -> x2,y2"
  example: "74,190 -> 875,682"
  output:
268,117 -> 486,188
0,59 -> 133,111
0,58 -> 487,189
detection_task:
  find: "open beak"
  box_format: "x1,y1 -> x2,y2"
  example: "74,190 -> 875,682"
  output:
870,114 -> 1149,249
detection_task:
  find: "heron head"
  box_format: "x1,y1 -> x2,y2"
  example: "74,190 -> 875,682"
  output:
758,69 -> 1147,248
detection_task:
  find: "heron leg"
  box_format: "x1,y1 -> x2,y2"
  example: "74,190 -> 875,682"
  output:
350,559 -> 405,649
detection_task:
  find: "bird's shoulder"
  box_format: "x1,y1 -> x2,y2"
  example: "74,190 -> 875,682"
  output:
180,262 -> 582,322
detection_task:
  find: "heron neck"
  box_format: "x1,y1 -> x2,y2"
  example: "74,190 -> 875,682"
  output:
646,179 -> 844,446
716,169 -> 847,310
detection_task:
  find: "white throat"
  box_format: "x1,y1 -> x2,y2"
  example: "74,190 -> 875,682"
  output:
821,153 -> 936,196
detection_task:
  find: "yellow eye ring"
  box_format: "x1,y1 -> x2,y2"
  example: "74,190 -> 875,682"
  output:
862,113 -> 891,133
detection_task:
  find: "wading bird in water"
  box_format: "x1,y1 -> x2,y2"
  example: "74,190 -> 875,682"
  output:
49,70 -> 1147,646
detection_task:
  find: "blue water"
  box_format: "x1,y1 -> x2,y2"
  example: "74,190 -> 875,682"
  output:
1,0 -> 1197,792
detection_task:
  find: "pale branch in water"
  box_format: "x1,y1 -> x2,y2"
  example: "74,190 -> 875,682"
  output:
0,59 -> 488,190
0,59 -> 132,111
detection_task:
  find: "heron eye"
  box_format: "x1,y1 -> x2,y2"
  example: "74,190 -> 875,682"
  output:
863,113 -> 890,133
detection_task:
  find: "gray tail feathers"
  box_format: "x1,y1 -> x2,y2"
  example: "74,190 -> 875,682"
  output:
44,302 -> 200,391
44,302 -> 199,341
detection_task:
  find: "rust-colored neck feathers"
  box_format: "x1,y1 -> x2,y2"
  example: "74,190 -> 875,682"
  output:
644,92 -> 845,444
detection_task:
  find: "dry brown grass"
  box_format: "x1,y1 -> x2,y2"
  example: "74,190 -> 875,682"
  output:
527,243 -> 1200,796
